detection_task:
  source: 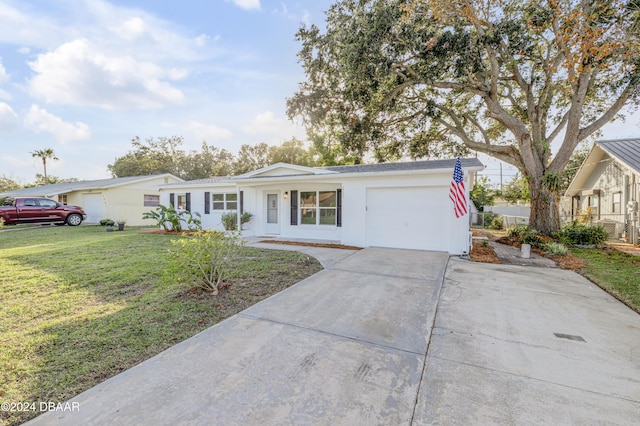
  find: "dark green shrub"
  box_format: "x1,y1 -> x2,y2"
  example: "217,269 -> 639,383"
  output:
99,219 -> 115,226
481,211 -> 498,227
556,221 -> 608,246
490,216 -> 503,230
221,211 -> 253,231
507,225 -> 542,247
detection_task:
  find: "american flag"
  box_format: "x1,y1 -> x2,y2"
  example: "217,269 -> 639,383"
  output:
450,157 -> 467,218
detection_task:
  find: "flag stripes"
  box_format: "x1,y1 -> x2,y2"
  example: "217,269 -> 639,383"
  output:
450,157 -> 467,218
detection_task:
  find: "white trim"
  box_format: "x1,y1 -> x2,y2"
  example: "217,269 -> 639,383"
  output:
233,162 -> 338,179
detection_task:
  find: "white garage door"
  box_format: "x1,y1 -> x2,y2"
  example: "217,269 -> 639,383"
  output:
82,193 -> 104,224
366,187 -> 449,251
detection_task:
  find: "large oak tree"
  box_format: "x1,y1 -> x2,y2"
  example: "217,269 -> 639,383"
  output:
287,0 -> 640,234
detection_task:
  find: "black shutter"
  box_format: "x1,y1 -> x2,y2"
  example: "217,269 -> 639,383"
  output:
204,192 -> 210,214
185,193 -> 191,212
336,189 -> 342,227
169,193 -> 175,208
240,191 -> 244,213
290,190 -> 298,226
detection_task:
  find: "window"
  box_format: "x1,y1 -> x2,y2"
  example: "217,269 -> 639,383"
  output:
38,199 -> 58,208
176,194 -> 187,210
58,194 -> 68,205
212,193 -> 237,210
144,194 -> 160,207
299,191 -> 337,226
613,192 -> 621,213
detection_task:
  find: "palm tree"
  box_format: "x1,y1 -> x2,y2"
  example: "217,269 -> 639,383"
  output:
31,148 -> 59,185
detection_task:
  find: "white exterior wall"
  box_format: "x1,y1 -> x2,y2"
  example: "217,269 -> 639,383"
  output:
159,167 -> 475,254
159,185 -> 237,231
239,182 -> 343,242
340,172 -> 471,254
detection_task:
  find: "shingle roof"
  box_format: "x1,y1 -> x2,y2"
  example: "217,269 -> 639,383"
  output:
0,174 -> 178,197
321,158 -> 484,174
161,177 -> 232,187
597,138 -> 640,174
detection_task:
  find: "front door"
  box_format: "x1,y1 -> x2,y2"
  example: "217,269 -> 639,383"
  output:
265,193 -> 280,234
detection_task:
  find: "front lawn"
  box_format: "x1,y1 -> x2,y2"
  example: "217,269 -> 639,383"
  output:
571,247 -> 640,314
0,226 -> 322,425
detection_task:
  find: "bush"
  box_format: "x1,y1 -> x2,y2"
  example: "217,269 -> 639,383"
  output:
99,219 -> 115,226
507,225 -> 541,247
542,241 -> 569,256
221,211 -> 253,231
167,230 -> 244,294
489,216 -> 503,230
142,204 -> 201,232
480,211 -> 498,227
556,221 -> 608,246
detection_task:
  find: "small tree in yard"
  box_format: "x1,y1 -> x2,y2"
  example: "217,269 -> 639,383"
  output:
168,231 -> 244,295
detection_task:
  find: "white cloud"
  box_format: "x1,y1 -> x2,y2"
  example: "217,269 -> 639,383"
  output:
115,17 -> 148,41
188,120 -> 233,143
243,111 -> 289,136
24,105 -> 91,144
0,62 -> 8,83
27,39 -> 186,109
0,102 -> 20,131
229,0 -> 261,11
0,61 -> 10,100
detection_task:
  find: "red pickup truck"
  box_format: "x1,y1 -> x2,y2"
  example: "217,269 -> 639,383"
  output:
0,197 -> 87,226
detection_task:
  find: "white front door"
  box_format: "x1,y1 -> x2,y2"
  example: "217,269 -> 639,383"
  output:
265,193 -> 280,234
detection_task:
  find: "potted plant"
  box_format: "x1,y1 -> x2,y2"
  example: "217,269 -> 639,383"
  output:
117,219 -> 127,231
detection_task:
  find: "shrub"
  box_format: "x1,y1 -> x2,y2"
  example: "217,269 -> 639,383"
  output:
489,216 -> 503,230
556,221 -> 608,246
481,211 -> 498,227
542,241 -> 569,256
507,225 -> 542,247
167,230 -> 244,294
99,219 -> 115,226
142,204 -> 202,232
221,211 -> 253,231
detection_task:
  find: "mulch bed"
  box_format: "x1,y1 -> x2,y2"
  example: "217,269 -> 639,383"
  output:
258,240 -> 363,250
469,242 -> 502,264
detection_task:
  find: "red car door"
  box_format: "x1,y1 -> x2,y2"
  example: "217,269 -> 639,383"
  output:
37,198 -> 65,222
17,198 -> 43,223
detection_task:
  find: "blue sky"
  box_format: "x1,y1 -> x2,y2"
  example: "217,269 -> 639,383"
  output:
0,0 -> 334,183
0,0 -> 638,185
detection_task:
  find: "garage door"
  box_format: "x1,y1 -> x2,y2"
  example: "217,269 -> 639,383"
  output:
366,187 -> 448,251
82,193 -> 104,224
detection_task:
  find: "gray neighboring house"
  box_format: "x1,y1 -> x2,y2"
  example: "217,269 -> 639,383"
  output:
564,138 -> 640,243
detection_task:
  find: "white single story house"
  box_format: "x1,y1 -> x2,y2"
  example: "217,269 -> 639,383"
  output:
159,158 -> 484,254
0,174 -> 183,226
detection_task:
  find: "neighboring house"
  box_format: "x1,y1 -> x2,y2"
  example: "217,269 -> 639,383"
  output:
160,158 -> 484,254
564,138 -> 640,243
0,174 -> 183,226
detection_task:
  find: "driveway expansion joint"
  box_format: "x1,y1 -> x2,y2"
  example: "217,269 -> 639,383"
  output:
237,312 -> 427,356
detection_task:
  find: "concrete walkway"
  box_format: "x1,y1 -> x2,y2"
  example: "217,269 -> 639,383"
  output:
27,246 -> 640,425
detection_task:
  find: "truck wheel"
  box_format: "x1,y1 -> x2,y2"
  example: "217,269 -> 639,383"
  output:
66,214 -> 83,226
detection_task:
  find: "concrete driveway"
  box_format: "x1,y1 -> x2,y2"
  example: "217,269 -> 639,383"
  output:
27,247 -> 640,425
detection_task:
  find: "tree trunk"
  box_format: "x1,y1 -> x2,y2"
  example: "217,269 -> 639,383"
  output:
528,182 -> 561,235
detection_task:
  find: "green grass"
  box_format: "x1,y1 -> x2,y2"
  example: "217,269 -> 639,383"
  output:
571,248 -> 640,313
0,226 -> 322,425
